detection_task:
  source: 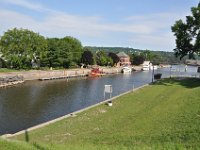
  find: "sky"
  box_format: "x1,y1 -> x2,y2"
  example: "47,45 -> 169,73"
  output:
0,0 -> 199,51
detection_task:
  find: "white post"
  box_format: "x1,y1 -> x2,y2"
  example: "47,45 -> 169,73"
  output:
104,85 -> 112,99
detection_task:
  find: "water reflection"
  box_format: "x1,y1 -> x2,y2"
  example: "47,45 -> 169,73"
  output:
0,65 -> 199,135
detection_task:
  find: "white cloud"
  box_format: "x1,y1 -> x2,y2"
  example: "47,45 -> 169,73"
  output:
129,33 -> 176,51
0,9 -> 158,38
0,0 -> 190,51
0,0 -> 47,12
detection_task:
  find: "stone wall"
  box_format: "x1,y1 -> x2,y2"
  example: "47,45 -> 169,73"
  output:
0,75 -> 24,87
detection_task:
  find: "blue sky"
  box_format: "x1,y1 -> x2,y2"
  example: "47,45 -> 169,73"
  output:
0,0 -> 199,51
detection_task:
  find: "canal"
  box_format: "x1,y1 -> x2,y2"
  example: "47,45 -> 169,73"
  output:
0,65 -> 199,135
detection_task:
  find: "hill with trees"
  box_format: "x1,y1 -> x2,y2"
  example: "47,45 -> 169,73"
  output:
85,46 -> 188,65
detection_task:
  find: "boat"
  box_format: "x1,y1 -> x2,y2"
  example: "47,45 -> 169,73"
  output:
121,66 -> 132,73
150,65 -> 158,70
142,61 -> 152,71
88,68 -> 104,77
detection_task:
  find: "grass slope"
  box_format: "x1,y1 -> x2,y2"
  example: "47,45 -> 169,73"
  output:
4,78 -> 200,149
0,139 -> 38,150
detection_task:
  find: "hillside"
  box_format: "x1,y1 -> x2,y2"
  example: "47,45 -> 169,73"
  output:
85,46 -> 187,64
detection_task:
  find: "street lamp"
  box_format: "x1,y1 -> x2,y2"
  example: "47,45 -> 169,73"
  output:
152,63 -> 154,83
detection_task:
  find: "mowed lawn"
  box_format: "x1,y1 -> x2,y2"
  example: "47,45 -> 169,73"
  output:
2,78 -> 200,149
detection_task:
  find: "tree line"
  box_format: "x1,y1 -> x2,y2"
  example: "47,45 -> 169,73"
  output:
0,28 -> 188,70
0,28 -> 84,69
0,27 -> 164,70
0,28 -> 121,69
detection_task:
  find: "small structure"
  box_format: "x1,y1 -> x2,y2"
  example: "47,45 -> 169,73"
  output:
104,85 -> 112,99
121,66 -> 132,74
116,52 -> 131,66
88,67 -> 103,77
142,61 -> 152,71
197,66 -> 200,73
185,59 -> 200,66
107,101 -> 112,106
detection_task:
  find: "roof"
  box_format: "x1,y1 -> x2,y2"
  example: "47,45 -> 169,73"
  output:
143,61 -> 150,65
116,52 -> 129,57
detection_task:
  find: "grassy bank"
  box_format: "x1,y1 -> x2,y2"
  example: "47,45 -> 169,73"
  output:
3,78 -> 200,149
0,68 -> 21,73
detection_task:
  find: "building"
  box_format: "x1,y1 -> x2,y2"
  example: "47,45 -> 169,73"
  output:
142,61 -> 152,71
116,52 -> 131,66
185,59 -> 200,66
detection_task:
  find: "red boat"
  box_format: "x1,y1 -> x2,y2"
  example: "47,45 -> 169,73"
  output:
88,68 -> 104,77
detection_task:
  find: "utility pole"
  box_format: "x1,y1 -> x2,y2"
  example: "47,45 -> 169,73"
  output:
152,64 -> 154,83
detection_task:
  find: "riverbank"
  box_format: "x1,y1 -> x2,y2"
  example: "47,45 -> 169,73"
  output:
0,76 -> 24,88
0,67 -> 124,88
0,67 -> 124,81
0,66 -> 143,87
0,66 -> 143,81
4,78 -> 200,149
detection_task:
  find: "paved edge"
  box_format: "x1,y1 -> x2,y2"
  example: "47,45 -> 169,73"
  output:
1,83 -> 149,138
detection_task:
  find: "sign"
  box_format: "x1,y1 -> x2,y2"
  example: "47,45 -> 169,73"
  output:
104,85 -> 112,99
104,85 -> 112,93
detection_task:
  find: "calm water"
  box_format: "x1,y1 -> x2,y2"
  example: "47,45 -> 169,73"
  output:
0,65 -> 199,135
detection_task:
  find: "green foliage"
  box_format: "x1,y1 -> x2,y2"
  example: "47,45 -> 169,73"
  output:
96,50 -> 109,66
132,54 -> 145,65
0,28 -> 47,69
171,2 -> 200,59
62,36 -> 83,65
107,56 -> 113,66
41,36 -> 83,68
0,28 -> 83,70
0,139 -> 37,150
0,58 -> 6,68
87,46 -> 188,64
41,38 -> 60,68
81,48 -> 94,65
108,52 -> 120,66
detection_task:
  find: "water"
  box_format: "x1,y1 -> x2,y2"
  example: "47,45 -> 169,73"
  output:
0,65 -> 199,135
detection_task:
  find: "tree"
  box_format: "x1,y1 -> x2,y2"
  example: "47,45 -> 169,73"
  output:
132,55 -> 145,65
62,36 -> 83,66
96,50 -> 108,66
0,28 -> 47,69
107,57 -> 113,66
108,52 -> 120,66
41,38 -> 61,68
171,2 -> 200,59
44,36 -> 83,68
0,58 -> 6,68
81,49 -> 94,65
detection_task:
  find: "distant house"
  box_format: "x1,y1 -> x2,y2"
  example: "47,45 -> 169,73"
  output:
185,59 -> 200,66
116,52 -> 131,66
142,61 -> 152,71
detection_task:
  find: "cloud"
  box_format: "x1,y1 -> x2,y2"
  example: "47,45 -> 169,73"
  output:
0,0 -> 47,12
0,0 -> 190,51
0,8 -> 157,38
128,33 -> 176,51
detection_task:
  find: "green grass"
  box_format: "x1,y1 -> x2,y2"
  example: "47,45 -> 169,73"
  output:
0,68 -> 22,72
3,78 -> 200,149
0,139 -> 38,150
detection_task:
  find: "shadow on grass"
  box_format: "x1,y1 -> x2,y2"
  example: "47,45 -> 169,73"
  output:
25,130 -> 29,142
24,130 -> 48,150
33,142 -> 48,150
152,78 -> 200,89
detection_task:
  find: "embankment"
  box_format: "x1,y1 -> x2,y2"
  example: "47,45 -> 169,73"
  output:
0,67 -> 124,87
